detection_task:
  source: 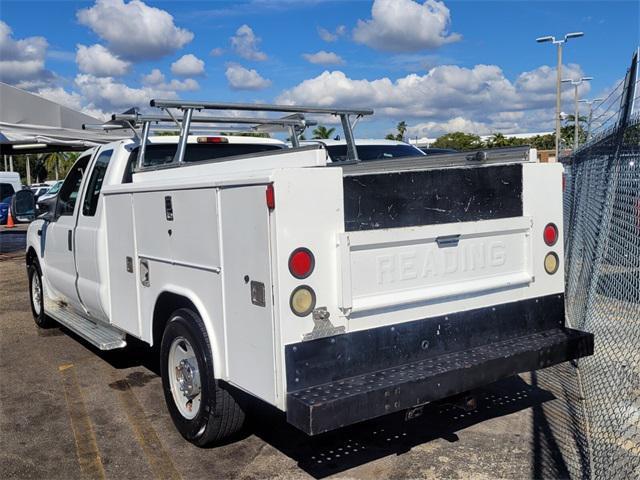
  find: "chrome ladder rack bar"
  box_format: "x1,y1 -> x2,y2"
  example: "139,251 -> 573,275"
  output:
149,99 -> 373,117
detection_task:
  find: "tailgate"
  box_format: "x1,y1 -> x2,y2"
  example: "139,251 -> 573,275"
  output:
339,217 -> 532,315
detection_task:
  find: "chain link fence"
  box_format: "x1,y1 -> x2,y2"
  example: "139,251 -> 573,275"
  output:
561,49 -> 639,479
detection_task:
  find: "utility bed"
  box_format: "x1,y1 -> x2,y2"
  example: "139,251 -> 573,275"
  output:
25,100 -> 593,447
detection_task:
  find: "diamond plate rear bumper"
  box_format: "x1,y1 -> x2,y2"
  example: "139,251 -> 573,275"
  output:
284,295 -> 593,435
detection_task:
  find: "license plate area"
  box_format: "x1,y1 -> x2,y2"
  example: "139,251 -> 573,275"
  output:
338,217 -> 532,314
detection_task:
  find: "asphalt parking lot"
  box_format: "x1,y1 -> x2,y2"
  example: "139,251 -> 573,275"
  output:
0,243 -> 588,479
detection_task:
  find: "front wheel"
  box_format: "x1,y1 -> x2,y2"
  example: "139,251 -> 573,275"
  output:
160,308 -> 247,446
28,262 -> 54,328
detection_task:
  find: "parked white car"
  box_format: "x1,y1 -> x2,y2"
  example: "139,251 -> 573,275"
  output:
19,100 -> 593,446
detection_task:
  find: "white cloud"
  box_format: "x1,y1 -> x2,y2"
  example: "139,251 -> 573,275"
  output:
0,20 -> 53,86
277,63 -> 589,136
230,24 -> 267,61
166,78 -> 200,91
76,44 -> 130,76
74,73 -> 199,112
77,0 -> 193,61
353,0 -> 461,52
407,117 -> 492,137
302,51 -> 345,66
141,68 -> 165,85
210,47 -> 224,57
171,54 -> 205,76
141,69 -> 200,90
317,25 -> 346,42
225,63 -> 271,90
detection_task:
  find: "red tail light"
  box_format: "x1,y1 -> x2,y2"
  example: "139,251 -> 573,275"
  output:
544,223 -> 558,246
266,184 -> 275,210
289,248 -> 314,279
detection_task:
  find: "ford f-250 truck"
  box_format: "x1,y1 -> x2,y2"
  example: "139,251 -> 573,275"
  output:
18,100 -> 593,446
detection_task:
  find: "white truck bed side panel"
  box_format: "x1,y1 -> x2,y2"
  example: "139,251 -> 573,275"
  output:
270,167 -> 345,347
522,161 -> 565,293
219,185 -> 277,405
104,193 -> 141,336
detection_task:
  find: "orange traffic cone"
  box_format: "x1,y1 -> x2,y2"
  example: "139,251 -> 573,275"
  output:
5,206 -> 15,228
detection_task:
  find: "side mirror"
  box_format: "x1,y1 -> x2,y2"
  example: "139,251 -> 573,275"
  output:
11,190 -> 36,223
36,195 -> 58,222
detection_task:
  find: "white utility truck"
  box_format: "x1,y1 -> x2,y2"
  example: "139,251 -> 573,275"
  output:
19,100 -> 593,446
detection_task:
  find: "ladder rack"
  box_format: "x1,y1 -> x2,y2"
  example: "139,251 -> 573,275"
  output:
84,100 -> 374,169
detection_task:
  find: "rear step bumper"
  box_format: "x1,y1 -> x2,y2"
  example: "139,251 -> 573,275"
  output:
287,327 -> 592,435
284,294 -> 593,435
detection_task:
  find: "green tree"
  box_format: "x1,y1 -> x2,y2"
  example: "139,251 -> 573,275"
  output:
561,114 -> 588,148
385,121 -> 407,141
432,132 -> 484,151
43,152 -> 76,180
312,125 -> 335,139
486,133 -> 509,148
529,134 -> 555,150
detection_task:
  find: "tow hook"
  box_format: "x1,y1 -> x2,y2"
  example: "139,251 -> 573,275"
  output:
448,393 -> 478,412
405,404 -> 425,421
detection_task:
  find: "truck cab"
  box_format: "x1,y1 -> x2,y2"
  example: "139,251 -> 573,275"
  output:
23,101 -> 593,446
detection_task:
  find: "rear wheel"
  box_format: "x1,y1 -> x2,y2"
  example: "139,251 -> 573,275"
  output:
160,308 -> 246,446
28,262 -> 54,328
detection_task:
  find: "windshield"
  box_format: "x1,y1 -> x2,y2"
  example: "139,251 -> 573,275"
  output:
46,181 -> 63,195
326,144 -> 425,162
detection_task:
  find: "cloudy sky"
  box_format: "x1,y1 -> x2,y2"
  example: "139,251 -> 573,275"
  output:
1,0 -> 637,138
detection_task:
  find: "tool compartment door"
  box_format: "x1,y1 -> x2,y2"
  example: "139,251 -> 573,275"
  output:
219,185 -> 277,404
338,216 -> 533,316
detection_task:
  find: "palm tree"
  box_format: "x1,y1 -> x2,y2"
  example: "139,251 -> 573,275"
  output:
386,121 -> 408,141
43,152 -> 76,180
312,125 -> 336,139
487,133 -> 509,148
396,121 -> 407,140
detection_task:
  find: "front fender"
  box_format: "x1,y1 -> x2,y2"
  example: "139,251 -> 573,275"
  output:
26,219 -> 46,260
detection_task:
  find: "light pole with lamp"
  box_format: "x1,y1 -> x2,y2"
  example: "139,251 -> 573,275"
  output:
562,76 -> 593,150
536,32 -> 584,160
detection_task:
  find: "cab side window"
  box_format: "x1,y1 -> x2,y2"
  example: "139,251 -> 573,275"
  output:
58,155 -> 90,216
83,150 -> 113,216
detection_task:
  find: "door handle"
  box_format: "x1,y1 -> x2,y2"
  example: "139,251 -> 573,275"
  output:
436,234 -> 461,248
67,230 -> 72,251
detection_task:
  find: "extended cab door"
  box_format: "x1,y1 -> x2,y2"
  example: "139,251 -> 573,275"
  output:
74,148 -> 114,323
43,154 -> 91,311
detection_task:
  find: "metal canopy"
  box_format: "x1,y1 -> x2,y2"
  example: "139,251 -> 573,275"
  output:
0,82 -> 130,154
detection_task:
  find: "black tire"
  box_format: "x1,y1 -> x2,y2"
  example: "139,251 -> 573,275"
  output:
28,262 -> 54,328
160,308 -> 246,446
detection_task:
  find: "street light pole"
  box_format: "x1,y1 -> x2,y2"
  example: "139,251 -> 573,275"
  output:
536,32 -> 584,160
562,76 -> 593,150
579,97 -> 604,142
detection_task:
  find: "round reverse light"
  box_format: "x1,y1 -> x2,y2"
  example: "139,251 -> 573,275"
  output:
543,223 -> 559,246
290,286 -> 316,317
289,248 -> 315,279
544,252 -> 559,275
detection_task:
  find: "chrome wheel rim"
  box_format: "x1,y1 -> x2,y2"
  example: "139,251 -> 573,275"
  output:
168,335 -> 201,419
31,272 -> 42,316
